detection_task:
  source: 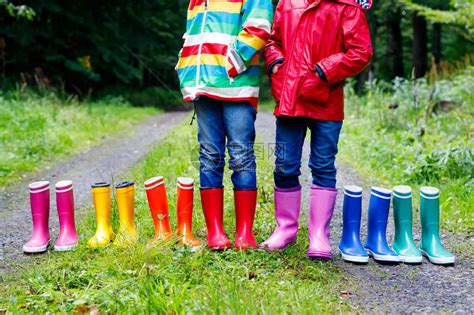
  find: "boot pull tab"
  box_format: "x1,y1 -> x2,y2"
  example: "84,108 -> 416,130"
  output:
189,110 -> 196,126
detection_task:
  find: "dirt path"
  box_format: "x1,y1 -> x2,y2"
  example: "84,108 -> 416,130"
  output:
0,112 -> 188,270
255,110 -> 473,313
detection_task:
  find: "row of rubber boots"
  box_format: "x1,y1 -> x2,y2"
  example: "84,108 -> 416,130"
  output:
89,176 -> 258,250
23,181 -> 78,253
25,176 -> 258,252
339,185 -> 455,265
88,177 -> 201,249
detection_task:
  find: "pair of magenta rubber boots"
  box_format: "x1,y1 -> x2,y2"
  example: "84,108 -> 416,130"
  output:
260,185 -> 336,259
23,180 -> 78,253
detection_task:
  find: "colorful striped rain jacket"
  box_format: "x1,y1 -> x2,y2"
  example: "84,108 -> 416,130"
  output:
176,0 -> 273,107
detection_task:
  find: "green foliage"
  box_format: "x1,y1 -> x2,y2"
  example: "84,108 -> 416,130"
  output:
406,146 -> 473,182
0,1 -> 186,90
1,0 -> 472,91
340,68 -> 474,231
365,0 -> 474,83
1,1 -> 35,20
401,0 -> 474,39
0,90 -> 157,186
0,123 -> 350,313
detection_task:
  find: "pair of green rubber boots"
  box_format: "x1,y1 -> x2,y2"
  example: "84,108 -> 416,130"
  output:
393,186 -> 455,265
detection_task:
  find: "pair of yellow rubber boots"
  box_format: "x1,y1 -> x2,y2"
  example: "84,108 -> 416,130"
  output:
87,181 -> 138,248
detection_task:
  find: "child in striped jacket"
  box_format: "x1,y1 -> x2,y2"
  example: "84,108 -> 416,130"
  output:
176,0 -> 273,250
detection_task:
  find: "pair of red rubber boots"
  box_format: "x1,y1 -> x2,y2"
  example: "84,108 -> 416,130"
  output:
200,188 -> 257,250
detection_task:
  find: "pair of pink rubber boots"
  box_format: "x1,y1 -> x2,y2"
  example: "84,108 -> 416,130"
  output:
23,180 -> 78,253
260,185 -> 337,259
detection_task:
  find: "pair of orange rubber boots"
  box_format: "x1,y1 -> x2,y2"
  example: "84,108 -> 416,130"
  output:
145,176 -> 201,250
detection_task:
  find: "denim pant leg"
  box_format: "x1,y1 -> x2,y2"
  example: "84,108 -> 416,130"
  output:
308,120 -> 343,188
273,117 -> 307,189
194,96 -> 226,189
223,101 -> 257,190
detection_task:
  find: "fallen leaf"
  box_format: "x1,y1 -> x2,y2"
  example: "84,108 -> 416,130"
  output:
73,305 -> 99,315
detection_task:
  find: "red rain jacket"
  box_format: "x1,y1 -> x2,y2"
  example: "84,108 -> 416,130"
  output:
264,0 -> 373,121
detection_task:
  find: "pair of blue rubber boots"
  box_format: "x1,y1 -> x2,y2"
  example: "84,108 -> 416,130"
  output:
339,186 -> 399,263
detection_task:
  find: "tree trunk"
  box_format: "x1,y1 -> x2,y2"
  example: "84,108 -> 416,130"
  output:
432,23 -> 442,71
356,69 -> 369,92
412,13 -> 428,78
356,1 -> 378,93
389,9 -> 404,78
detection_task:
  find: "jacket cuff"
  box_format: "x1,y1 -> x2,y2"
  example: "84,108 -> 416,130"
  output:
315,64 -> 328,82
227,45 -> 247,78
317,61 -> 333,83
267,58 -> 284,77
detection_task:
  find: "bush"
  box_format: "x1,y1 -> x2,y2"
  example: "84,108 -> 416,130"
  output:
406,146 -> 473,183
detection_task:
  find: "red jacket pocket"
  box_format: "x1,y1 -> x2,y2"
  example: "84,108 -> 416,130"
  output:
297,72 -> 330,105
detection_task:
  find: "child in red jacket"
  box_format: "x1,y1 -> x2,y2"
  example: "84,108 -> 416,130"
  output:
259,0 -> 373,259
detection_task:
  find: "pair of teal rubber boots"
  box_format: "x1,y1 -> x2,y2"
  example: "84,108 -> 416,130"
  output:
393,186 -> 455,264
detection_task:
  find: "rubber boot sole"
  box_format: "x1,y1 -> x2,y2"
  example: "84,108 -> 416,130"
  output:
366,248 -> 400,263
54,242 -> 78,252
23,240 -> 50,254
398,254 -> 423,264
207,243 -> 232,251
307,251 -> 332,260
421,249 -> 455,265
258,239 -> 296,252
339,249 -> 369,263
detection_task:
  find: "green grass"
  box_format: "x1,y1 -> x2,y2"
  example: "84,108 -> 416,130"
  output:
0,91 -> 158,187
0,122 -> 350,313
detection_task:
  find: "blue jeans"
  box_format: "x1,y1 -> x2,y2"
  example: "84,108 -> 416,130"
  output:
194,96 -> 257,190
274,117 -> 343,189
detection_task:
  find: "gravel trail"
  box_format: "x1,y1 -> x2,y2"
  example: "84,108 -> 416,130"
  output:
0,112 -> 188,270
255,110 -> 473,313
